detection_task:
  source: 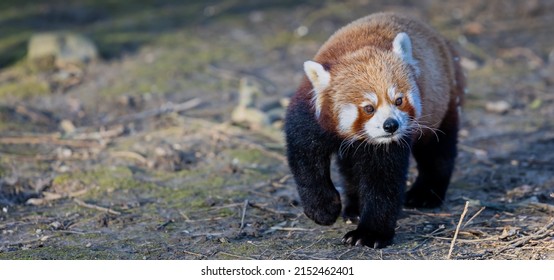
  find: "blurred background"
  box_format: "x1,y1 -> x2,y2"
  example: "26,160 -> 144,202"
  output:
0,0 -> 552,259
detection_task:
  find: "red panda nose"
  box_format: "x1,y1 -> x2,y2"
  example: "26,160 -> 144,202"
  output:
383,118 -> 399,133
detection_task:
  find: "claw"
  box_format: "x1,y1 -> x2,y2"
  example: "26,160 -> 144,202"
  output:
346,237 -> 353,244
373,241 -> 381,249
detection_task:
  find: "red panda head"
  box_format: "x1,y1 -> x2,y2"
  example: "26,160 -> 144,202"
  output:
304,32 -> 422,144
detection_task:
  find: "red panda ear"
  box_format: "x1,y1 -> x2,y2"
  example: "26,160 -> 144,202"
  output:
393,33 -> 419,75
392,33 -> 412,61
304,60 -> 330,93
304,61 -> 330,118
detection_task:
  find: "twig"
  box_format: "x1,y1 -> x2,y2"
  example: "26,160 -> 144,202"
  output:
239,199 -> 248,231
183,250 -> 206,258
269,227 -> 311,232
501,218 -> 554,252
72,125 -> 125,140
463,206 -> 486,228
338,248 -> 356,260
403,209 -> 453,217
74,198 -> 121,215
184,217 -> 225,223
0,135 -> 100,148
109,151 -> 148,165
104,98 -> 202,125
248,202 -> 297,218
15,105 -> 53,124
448,201 -> 469,259
156,219 -> 174,231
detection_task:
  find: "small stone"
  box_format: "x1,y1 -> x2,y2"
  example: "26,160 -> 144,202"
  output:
49,221 -> 63,230
36,229 -> 42,234
485,100 -> 511,114
460,57 -> 479,70
154,147 -> 167,156
27,32 -> 98,66
58,147 -> 72,158
295,26 -> 309,37
463,22 -> 484,35
2,207 -> 7,213
60,119 -> 76,134
85,243 -> 92,248
58,165 -> 70,173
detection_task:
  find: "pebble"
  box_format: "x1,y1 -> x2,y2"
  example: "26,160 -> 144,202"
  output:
27,32 -> 98,66
60,119 -> 76,134
485,100 -> 510,114
49,221 -> 63,230
460,57 -> 479,71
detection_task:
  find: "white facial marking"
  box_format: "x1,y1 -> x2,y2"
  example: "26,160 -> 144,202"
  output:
387,86 -> 396,101
407,83 -> 422,118
364,93 -> 378,104
303,61 -> 330,118
338,103 -> 358,133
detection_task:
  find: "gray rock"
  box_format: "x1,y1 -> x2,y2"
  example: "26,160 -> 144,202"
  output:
27,32 -> 98,65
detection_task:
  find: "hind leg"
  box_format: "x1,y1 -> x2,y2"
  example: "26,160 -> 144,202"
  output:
405,104 -> 459,208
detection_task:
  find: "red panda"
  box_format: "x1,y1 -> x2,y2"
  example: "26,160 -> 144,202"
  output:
284,12 -> 465,248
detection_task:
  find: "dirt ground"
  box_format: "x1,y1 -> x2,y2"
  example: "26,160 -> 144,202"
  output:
0,0 -> 553,260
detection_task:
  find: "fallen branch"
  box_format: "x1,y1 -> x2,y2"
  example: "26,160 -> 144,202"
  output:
248,202 -> 297,218
494,218 -> 554,255
239,199 -> 248,231
0,135 -> 100,148
74,198 -> 121,215
109,151 -> 149,165
183,250 -> 207,258
103,98 -> 202,125
448,201 -> 469,259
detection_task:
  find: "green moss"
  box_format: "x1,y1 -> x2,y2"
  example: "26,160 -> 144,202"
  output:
225,148 -> 266,165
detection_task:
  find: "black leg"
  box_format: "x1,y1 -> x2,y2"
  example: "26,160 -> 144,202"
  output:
285,100 -> 341,226
405,105 -> 459,208
340,140 -> 411,248
337,155 -> 360,224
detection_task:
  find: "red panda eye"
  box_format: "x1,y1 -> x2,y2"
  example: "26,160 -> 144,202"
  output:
363,105 -> 375,114
395,97 -> 403,106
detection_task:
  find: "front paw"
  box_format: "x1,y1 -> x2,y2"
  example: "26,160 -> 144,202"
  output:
303,192 -> 341,226
405,187 -> 444,208
342,229 -> 393,249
